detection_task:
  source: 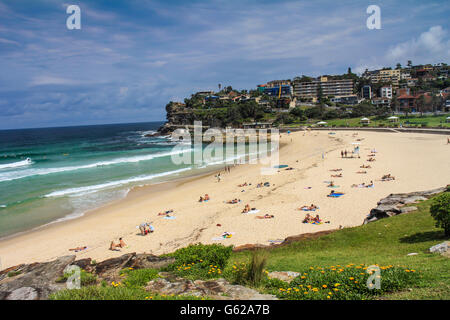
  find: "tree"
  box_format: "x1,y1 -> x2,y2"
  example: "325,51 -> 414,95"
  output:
430,192 -> 450,237
317,86 -> 324,114
396,63 -> 402,69
430,94 -> 441,113
347,67 -> 352,74
407,60 -> 412,67
391,96 -> 399,113
416,94 -> 426,115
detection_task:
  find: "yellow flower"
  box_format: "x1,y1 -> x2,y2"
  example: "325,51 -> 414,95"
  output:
349,277 -> 354,280
322,285 -> 327,288
327,296 -> 331,299
333,288 -> 339,292
334,283 -> 340,287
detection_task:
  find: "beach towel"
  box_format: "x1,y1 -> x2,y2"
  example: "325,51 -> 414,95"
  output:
328,185 -> 340,188
164,216 -> 176,220
274,165 -> 288,168
268,239 -> 284,243
327,193 -> 344,197
74,247 -> 88,252
304,187 -> 312,189
301,208 -> 318,211
243,209 -> 260,215
211,237 -> 225,241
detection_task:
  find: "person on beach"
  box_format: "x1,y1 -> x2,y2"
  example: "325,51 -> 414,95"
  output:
341,150 -> 344,158
69,246 -> 87,252
204,194 -> 210,201
242,204 -> 250,213
327,181 -> 335,187
199,196 -> 204,202
256,214 -> 274,219
110,238 -> 126,251
300,204 -> 317,211
302,213 -> 312,223
331,173 -> 342,178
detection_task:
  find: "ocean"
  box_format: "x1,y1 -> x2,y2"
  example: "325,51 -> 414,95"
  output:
0,122 -> 251,239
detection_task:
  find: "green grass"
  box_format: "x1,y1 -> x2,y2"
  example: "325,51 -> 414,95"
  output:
49,286 -> 206,300
119,268 -> 160,288
229,195 -> 450,299
312,114 -> 450,128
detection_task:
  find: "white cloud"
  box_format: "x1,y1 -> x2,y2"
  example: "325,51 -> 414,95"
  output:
386,26 -> 450,63
30,75 -> 80,86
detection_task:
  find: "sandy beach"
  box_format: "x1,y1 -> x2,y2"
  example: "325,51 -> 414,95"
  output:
0,130 -> 449,269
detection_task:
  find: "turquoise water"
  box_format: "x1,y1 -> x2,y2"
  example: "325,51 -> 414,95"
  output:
0,122 -> 241,238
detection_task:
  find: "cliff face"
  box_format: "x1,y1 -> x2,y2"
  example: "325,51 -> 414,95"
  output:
158,102 -> 194,134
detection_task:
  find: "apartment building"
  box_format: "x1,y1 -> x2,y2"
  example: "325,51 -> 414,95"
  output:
293,76 -> 353,99
380,86 -> 393,99
370,69 -> 401,85
361,85 -> 372,99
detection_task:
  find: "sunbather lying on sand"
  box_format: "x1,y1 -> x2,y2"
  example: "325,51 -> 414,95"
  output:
330,168 -> 343,172
158,209 -> 173,216
256,214 -> 275,219
360,165 -> 371,168
356,171 -> 367,174
331,173 -> 342,178
381,174 -> 395,181
69,246 -> 87,252
327,181 -> 335,187
226,198 -> 241,204
352,183 -> 365,188
367,157 -> 376,162
238,183 -> 248,187
300,204 -> 318,211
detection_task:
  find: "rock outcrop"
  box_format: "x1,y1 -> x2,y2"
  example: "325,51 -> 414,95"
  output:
145,277 -> 277,300
0,253 -> 175,300
363,186 -> 447,224
0,255 -> 76,300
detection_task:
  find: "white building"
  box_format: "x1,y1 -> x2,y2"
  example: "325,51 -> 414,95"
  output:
380,86 -> 393,99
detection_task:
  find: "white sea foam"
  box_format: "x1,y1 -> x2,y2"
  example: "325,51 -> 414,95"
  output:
0,159 -> 32,170
0,149 -> 191,183
44,167 -> 192,198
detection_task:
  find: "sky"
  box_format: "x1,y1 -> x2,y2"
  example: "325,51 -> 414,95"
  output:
0,0 -> 449,130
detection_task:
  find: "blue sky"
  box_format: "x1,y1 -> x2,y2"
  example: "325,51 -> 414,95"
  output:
0,0 -> 449,129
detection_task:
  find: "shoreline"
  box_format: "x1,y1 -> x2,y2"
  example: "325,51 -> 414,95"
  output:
0,164 -> 226,243
0,130 -> 449,269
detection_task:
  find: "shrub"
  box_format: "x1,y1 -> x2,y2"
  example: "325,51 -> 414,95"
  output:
7,271 -> 21,277
56,269 -> 97,286
119,268 -> 159,288
167,243 -> 232,270
247,250 -> 269,286
264,263 -> 418,300
225,251 -> 270,287
430,193 -> 450,236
